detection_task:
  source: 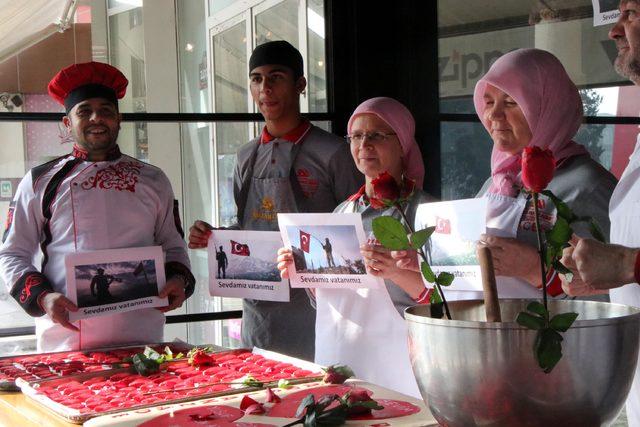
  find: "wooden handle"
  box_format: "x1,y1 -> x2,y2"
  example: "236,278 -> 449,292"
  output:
478,246 -> 501,322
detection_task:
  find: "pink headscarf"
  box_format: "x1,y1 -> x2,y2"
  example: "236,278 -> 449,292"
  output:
473,48 -> 589,196
347,97 -> 425,188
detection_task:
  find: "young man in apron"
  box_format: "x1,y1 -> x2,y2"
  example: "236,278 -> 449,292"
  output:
0,62 -> 195,352
189,41 -> 362,361
562,3 -> 640,425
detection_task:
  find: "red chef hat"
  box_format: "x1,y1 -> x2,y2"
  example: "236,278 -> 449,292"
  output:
47,62 -> 128,112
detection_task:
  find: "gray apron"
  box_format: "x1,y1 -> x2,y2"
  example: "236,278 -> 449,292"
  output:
237,140 -> 316,361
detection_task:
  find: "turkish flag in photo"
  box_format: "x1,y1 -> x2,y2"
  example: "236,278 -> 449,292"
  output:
435,216 -> 451,234
299,230 -> 311,253
231,240 -> 250,256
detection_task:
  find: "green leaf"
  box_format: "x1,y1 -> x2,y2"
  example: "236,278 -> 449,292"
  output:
516,312 -> 545,330
589,219 -> 606,243
546,217 -> 572,247
409,227 -> 435,250
535,328 -> 564,373
421,261 -> 435,283
371,216 -> 410,250
132,353 -> 160,376
278,379 -> 292,389
303,409 -> 317,427
544,244 -> 556,268
322,365 -> 355,379
526,301 -> 548,318
242,375 -> 264,388
550,312 -> 579,332
354,400 -> 384,410
436,271 -> 454,287
143,346 -> 162,361
542,190 -> 576,222
430,287 -> 442,304
296,394 -> 316,418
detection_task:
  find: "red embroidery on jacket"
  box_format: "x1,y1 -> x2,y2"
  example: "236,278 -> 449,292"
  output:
81,161 -> 142,192
20,275 -> 43,303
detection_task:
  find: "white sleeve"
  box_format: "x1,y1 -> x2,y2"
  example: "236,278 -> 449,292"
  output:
0,172 -> 45,290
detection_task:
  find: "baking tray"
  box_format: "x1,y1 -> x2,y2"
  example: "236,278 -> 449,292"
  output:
17,348 -> 323,424
0,341 -> 194,391
83,379 -> 438,427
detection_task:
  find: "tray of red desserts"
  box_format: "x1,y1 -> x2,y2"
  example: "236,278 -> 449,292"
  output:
82,380 -> 437,427
17,347 -> 323,424
0,341 -> 193,391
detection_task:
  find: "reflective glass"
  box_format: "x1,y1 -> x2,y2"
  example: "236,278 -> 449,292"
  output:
307,0 -> 327,112
0,5 -> 93,113
438,1 -> 628,115
440,121 -> 627,201
109,6 -> 147,115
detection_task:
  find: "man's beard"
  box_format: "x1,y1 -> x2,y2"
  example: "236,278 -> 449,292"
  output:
615,52 -> 640,84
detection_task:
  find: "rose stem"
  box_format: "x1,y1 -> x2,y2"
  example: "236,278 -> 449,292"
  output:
532,193 -> 548,311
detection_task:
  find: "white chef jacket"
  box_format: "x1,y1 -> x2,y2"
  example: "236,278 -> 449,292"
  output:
610,138 -> 640,427
0,145 -> 192,352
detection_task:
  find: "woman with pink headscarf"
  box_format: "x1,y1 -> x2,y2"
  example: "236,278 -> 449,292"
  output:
277,97 -> 434,397
463,48 -> 617,300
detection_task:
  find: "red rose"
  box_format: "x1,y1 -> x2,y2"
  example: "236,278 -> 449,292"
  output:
265,387 -> 281,403
400,177 -> 416,199
322,365 -> 354,384
345,388 -> 377,415
240,395 -> 265,415
368,196 -> 387,210
521,147 -> 555,193
346,388 -> 372,405
189,349 -> 215,367
371,172 -> 401,201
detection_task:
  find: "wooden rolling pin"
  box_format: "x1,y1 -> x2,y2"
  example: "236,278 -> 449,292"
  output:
477,246 -> 501,322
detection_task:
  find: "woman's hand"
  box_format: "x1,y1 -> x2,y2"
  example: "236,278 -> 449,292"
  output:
188,220 -> 213,249
390,249 -> 420,272
561,235 -> 636,292
276,247 -> 293,279
478,233 -> 540,287
361,244 -> 425,298
361,244 -> 402,279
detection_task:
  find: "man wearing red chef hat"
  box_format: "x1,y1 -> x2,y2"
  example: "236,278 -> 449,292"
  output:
0,62 -> 195,352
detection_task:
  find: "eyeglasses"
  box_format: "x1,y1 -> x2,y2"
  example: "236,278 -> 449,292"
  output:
345,132 -> 397,145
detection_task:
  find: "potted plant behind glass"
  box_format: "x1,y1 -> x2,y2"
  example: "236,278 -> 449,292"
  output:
371,148 -> 640,427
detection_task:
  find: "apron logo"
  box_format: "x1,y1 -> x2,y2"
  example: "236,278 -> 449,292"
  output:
296,168 -> 319,197
520,198 -> 555,232
252,196 -> 277,222
261,196 -> 274,211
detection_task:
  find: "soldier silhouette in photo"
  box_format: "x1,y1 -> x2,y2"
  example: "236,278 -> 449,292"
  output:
216,246 -> 228,278
321,238 -> 336,268
90,268 -> 115,303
